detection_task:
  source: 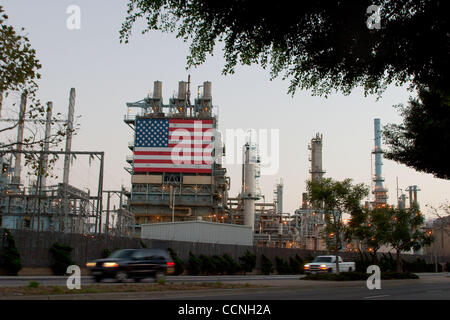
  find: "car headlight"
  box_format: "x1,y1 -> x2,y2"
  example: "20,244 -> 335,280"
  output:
103,262 -> 119,268
304,265 -> 310,268
320,264 -> 327,268
86,262 -> 96,267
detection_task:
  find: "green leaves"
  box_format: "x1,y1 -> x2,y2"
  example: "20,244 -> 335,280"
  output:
120,1 -> 449,97
384,85 -> 450,179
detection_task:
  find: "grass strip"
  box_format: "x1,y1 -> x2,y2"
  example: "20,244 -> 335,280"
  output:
0,282 -> 264,297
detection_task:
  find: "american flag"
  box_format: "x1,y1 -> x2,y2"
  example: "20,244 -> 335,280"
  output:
133,118 -> 214,173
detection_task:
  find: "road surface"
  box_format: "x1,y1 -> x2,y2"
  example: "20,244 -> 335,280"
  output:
0,273 -> 449,300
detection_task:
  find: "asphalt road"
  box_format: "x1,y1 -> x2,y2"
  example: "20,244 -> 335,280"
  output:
175,280 -> 450,300
1,274 -> 449,300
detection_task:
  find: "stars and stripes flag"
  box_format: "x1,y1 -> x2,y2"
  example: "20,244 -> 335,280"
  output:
133,118 -> 214,173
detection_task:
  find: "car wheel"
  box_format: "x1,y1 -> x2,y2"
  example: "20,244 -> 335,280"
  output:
94,275 -> 103,283
328,268 -> 333,273
116,270 -> 129,283
134,277 -> 143,283
349,267 -> 353,272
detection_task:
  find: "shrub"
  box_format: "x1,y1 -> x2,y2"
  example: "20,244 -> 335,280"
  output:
167,248 -> 185,275
261,255 -> 273,275
222,254 -> 241,275
199,254 -> 216,275
0,229 -> 22,276
101,248 -> 112,259
211,255 -> 227,275
239,250 -> 256,275
275,256 -> 290,275
49,242 -> 74,276
187,252 -> 201,275
289,256 -> 303,274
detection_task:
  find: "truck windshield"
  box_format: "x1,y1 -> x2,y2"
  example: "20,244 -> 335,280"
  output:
312,257 -> 333,263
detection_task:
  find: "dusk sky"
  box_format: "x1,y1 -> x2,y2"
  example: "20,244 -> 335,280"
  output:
2,0 -> 449,218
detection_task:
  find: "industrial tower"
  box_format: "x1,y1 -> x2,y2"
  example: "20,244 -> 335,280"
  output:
372,118 -> 388,208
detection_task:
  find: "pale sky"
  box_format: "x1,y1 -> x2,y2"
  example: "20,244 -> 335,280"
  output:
2,0 -> 449,219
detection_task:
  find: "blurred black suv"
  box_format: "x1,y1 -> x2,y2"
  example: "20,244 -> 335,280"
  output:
86,248 -> 175,282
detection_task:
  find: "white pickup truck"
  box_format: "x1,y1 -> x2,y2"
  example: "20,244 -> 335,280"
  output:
304,255 -> 355,274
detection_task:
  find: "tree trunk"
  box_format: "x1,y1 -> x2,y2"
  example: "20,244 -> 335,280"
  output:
396,249 -> 402,273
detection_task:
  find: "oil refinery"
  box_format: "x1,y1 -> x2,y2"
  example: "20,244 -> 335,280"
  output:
0,79 -> 424,250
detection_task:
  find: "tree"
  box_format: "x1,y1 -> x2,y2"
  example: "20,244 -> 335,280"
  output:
120,0 -> 450,177
238,250 -> 256,275
49,242 -> 74,276
260,254 -> 273,275
383,86 -> 450,180
307,178 -> 369,274
386,204 -> 433,272
0,5 -> 78,181
120,0 -> 448,96
347,207 -> 391,264
0,229 -> 22,276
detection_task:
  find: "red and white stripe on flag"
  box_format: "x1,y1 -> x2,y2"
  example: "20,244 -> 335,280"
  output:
133,119 -> 214,173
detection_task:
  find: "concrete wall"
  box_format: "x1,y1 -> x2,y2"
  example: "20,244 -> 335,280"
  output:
1,229 -> 449,270
141,221 -> 253,246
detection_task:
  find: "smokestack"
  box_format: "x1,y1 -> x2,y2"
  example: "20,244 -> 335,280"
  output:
12,93 -> 27,185
203,81 -> 212,100
178,81 -> 187,100
153,81 -> 162,100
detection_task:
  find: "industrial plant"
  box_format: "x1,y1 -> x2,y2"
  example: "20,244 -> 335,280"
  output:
0,79 -> 425,251
0,89 -> 134,236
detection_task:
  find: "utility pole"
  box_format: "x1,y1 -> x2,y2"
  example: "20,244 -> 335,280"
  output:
63,89 -> 76,232
12,93 -> 27,185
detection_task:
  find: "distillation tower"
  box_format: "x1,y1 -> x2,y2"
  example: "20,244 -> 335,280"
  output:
294,133 -> 326,250
372,118 -> 388,208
